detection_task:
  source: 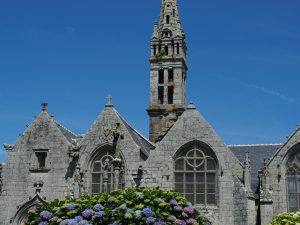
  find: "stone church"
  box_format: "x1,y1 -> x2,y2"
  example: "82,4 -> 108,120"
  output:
0,0 -> 299,224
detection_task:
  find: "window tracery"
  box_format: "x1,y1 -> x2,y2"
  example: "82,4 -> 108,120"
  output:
287,152 -> 300,212
174,143 -> 218,205
91,150 -> 125,194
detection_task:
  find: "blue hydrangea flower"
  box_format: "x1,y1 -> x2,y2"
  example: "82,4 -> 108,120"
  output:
74,216 -> 83,222
40,211 -> 53,220
38,222 -> 47,225
78,220 -> 91,225
93,204 -> 104,212
126,208 -> 132,214
146,217 -> 156,225
143,208 -> 153,217
92,211 -> 105,220
176,220 -> 186,225
169,199 -> 179,206
109,223 -> 121,225
183,206 -> 195,214
67,203 -> 76,210
82,209 -> 93,218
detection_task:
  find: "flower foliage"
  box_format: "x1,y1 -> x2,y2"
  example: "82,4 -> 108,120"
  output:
269,211 -> 300,225
24,188 -> 210,225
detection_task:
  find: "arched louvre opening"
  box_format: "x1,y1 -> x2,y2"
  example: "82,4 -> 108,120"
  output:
287,152 -> 300,212
174,142 -> 218,205
91,148 -> 125,194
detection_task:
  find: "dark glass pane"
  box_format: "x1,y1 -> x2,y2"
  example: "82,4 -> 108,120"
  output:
207,158 -> 216,170
289,194 -> 297,210
175,159 -> 184,170
93,162 -> 101,172
196,150 -> 204,158
288,178 -> 297,193
175,183 -> 184,192
186,163 -> 194,171
196,183 -> 205,194
207,173 -> 216,182
207,194 -> 216,204
297,176 -> 300,192
92,174 -> 101,183
175,173 -> 184,182
207,183 -> 216,194
185,194 -> 194,204
92,184 -> 100,194
195,159 -> 204,168
196,194 -> 205,204
186,173 -> 194,182
196,173 -> 205,182
185,183 -> 194,194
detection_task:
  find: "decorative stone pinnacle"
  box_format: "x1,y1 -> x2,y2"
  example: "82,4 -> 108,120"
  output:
187,101 -> 196,110
41,102 -> 48,111
106,95 -> 113,106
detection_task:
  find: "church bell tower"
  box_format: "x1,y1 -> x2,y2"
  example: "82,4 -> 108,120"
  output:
147,0 -> 188,143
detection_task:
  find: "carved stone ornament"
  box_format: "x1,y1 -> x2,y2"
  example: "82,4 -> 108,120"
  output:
102,127 -> 113,142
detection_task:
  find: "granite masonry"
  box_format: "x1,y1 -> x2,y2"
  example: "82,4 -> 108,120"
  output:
0,0 -> 299,225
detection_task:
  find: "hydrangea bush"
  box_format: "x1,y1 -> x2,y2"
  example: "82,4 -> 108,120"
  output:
24,188 -> 210,225
269,211 -> 300,225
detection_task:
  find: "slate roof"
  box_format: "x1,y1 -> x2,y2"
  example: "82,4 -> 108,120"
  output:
118,115 -> 155,157
229,144 -> 282,192
54,121 -> 79,145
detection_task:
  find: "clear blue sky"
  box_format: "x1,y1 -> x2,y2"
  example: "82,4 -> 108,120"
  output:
0,0 -> 299,163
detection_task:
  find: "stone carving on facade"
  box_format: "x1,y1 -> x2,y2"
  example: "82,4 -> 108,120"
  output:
133,165 -> 144,187
259,161 -> 272,202
33,180 -> 44,194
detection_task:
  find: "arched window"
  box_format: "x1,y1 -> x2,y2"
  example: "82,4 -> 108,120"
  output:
287,152 -> 300,212
91,148 -> 125,194
174,142 -> 218,205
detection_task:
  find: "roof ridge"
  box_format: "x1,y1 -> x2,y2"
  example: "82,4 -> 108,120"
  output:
53,120 -> 78,137
228,143 -> 282,147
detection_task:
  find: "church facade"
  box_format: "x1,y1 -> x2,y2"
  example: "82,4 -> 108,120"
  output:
0,1 -> 299,225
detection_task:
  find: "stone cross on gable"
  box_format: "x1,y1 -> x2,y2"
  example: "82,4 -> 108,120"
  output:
41,102 -> 48,111
106,95 -> 113,106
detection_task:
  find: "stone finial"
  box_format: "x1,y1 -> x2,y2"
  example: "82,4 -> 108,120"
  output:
187,101 -> 196,110
41,102 -> 48,111
105,95 -> 113,107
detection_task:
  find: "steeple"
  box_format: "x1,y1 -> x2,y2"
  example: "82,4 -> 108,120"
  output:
147,0 -> 188,143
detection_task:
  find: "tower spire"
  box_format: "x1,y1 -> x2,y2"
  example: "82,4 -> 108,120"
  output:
147,0 -> 188,143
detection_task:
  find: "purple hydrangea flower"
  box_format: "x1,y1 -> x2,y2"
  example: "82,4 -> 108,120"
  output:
184,206 -> 195,214
82,209 -> 93,218
143,207 -> 153,217
146,217 -> 156,225
67,203 -> 76,210
92,211 -> 105,220
176,220 -> 186,225
169,200 -> 179,206
107,198 -> 115,204
109,223 -> 121,225
38,222 -> 47,225
93,204 -> 104,212
174,206 -> 183,212
40,211 -> 53,220
154,219 -> 166,225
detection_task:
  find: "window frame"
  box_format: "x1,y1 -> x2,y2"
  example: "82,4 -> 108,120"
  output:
174,142 -> 218,206
286,152 -> 300,212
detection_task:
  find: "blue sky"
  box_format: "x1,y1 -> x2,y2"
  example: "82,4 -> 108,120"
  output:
0,0 -> 299,163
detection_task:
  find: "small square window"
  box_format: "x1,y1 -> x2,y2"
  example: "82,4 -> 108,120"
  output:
30,149 -> 50,172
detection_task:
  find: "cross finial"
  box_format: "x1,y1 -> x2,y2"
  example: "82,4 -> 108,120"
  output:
106,95 -> 113,106
41,102 -> 48,111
